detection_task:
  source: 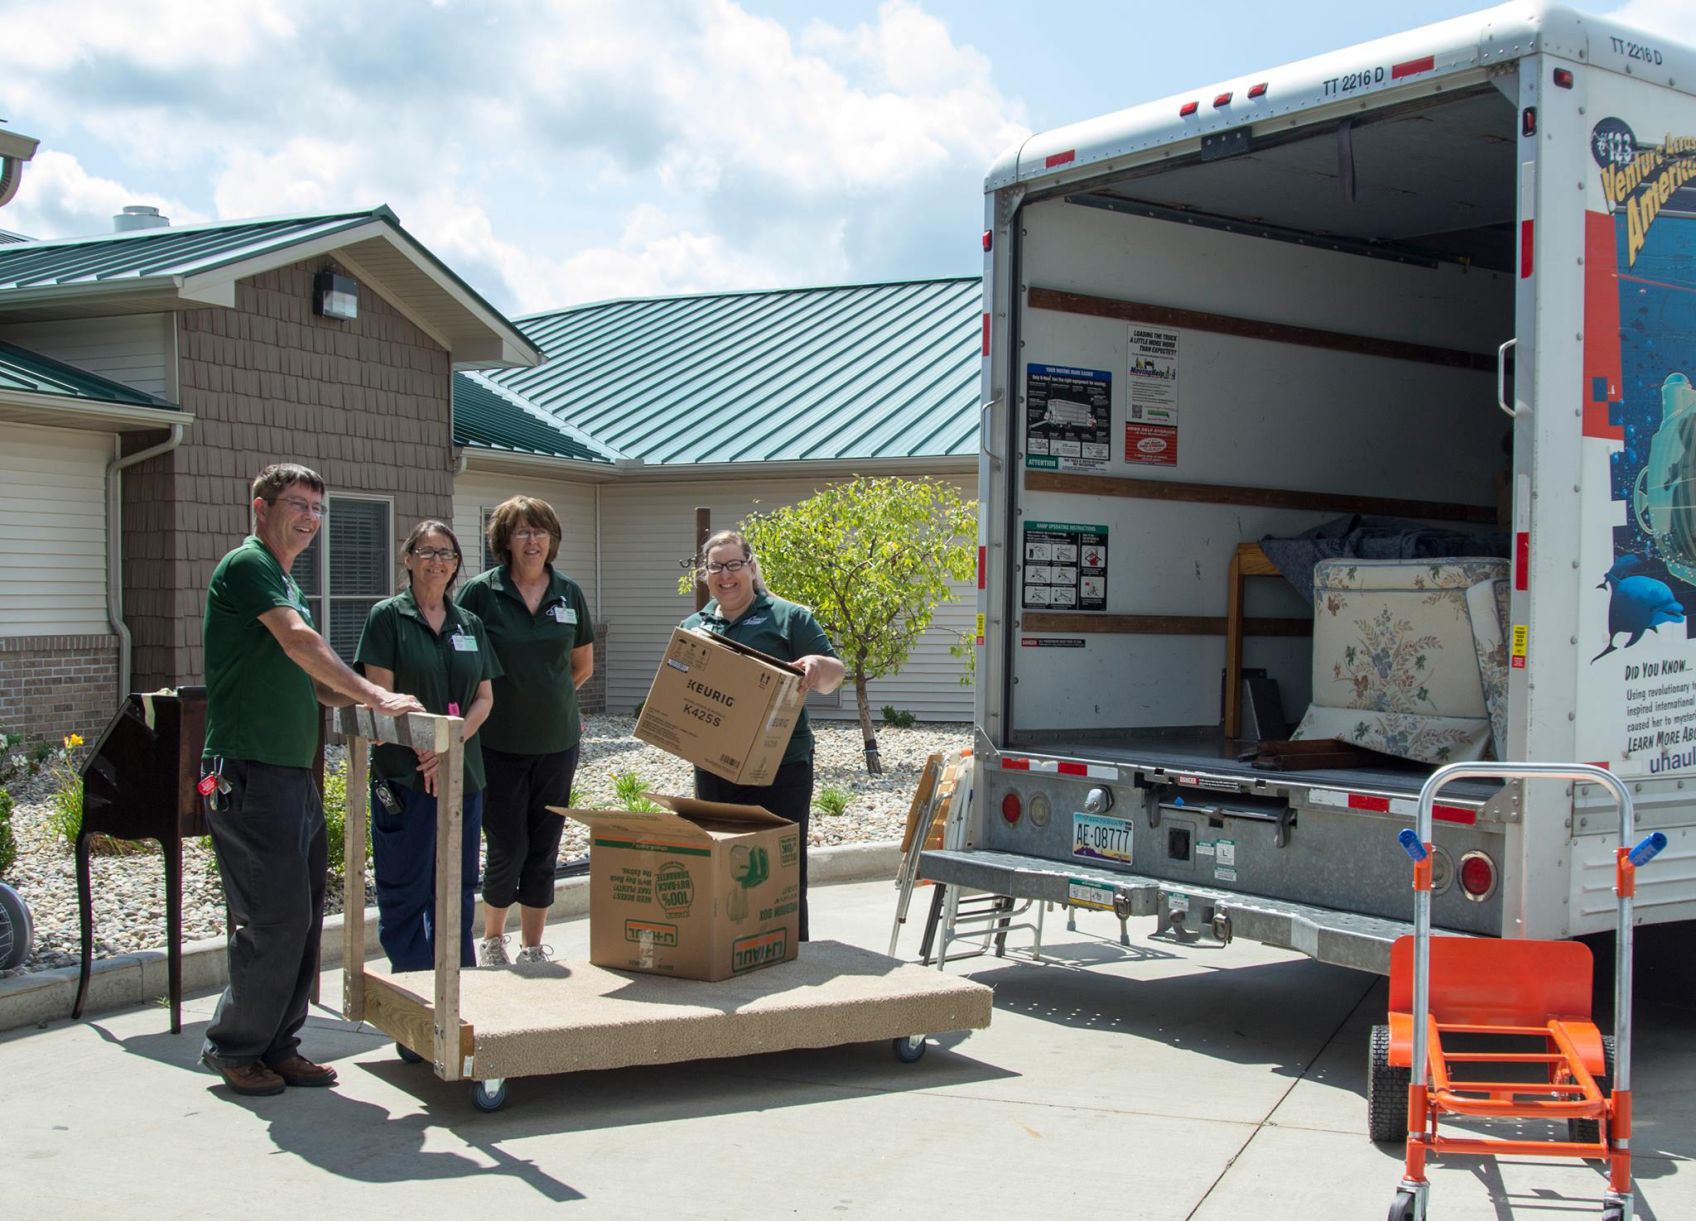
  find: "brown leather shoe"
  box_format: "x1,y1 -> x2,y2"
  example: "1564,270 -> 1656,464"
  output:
269,1055 -> 338,1088
203,1056 -> 286,1097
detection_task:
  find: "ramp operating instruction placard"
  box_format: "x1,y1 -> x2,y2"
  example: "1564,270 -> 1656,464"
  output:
1022,521 -> 1108,611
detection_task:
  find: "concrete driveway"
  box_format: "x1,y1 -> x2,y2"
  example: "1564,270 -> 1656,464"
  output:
3,880 -> 1690,1219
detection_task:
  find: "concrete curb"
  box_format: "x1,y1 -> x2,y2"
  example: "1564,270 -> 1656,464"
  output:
0,841 -> 903,1035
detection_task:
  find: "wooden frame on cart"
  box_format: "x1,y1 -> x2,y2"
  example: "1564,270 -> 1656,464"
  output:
335,707 -> 473,1080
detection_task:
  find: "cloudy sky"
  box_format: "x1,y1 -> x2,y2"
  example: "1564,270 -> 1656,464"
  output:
0,0 -> 1679,316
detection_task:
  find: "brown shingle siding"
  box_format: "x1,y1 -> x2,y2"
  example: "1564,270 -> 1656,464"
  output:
123,256 -> 455,692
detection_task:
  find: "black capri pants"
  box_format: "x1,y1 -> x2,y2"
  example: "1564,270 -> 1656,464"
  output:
694,756 -> 814,941
481,744 -> 580,909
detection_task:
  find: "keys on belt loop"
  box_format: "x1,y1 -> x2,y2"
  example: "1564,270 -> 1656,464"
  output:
198,756 -> 231,811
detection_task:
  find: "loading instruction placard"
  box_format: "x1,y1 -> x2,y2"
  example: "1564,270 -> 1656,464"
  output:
1022,521 -> 1108,611
1126,328 -> 1179,466
1026,364 -> 1111,471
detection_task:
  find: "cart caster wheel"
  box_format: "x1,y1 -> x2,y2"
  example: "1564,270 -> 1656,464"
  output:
471,1078 -> 508,1112
892,1035 -> 927,1064
1388,1189 -> 1418,1221
395,1042 -> 424,1064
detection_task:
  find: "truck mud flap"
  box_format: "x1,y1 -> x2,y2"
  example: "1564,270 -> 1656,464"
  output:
919,849 -> 1468,975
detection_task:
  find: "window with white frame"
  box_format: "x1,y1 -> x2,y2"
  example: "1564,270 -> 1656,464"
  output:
290,495 -> 393,663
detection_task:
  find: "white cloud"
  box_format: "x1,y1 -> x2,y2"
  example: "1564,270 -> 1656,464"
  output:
1,0 -> 297,71
0,149 -> 205,240
3,0 -> 1026,310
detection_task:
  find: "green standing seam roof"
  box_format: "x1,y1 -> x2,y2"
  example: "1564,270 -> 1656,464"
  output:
0,206 -> 541,365
453,372 -> 615,464
0,338 -> 181,409
0,209 -> 388,289
476,277 -> 982,465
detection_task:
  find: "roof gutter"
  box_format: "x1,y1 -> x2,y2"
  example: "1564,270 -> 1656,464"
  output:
459,446 -> 622,483
106,424 -> 187,701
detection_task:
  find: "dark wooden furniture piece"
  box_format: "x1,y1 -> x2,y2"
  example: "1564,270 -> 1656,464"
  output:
1225,543 -> 1283,739
74,687 -> 207,1033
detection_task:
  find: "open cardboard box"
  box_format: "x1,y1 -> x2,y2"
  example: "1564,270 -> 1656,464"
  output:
634,627 -> 807,785
555,795 -> 801,981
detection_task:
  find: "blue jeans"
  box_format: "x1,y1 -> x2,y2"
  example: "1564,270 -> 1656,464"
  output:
370,779 -> 484,972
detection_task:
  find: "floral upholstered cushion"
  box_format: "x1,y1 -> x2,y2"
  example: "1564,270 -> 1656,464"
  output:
1291,558 -> 1510,764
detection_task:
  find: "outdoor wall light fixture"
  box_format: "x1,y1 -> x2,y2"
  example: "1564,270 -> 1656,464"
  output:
314,270 -> 359,321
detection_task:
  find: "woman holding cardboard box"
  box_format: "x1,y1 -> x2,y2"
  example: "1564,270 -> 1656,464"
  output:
457,496 -> 595,966
681,530 -> 843,940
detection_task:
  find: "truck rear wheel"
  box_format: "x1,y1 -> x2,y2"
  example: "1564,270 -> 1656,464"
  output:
1368,1024 -> 1410,1144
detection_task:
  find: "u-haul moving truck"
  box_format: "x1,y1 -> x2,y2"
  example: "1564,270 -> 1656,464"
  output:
927,1 -> 1696,973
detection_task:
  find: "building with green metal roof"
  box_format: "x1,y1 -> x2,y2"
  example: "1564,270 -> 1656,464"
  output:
0,181 -> 982,732
0,204 -> 541,734
450,277 -> 982,720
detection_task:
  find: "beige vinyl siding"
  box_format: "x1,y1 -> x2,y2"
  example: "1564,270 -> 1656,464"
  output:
598,474 -> 973,723
451,470 -> 599,611
0,313 -> 175,399
0,423 -> 110,636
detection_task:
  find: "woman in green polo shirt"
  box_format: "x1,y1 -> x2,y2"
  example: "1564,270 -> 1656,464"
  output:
682,530 -> 844,941
457,496 -> 596,966
354,520 -> 499,973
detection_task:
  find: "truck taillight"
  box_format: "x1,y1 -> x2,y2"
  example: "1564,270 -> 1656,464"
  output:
982,229 -> 992,252
1458,851 -> 1497,901
1001,792 -> 1023,824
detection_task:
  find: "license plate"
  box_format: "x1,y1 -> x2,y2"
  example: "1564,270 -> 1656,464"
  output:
1072,813 -> 1133,865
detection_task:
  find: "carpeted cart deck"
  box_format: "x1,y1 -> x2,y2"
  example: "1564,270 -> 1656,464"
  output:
335,709 -> 992,1110
367,940 -> 993,1082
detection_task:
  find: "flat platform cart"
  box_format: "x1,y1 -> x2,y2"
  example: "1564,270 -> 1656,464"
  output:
336,709 -> 994,1111
1380,762 -> 1668,1221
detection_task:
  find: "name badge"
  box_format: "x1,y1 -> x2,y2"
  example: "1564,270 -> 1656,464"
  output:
451,633 -> 478,652
551,605 -> 577,625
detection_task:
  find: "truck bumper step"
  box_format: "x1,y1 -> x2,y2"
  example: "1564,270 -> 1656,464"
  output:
919,849 -> 1469,975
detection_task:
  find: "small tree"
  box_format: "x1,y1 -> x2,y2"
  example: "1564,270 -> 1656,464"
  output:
741,476 -> 975,773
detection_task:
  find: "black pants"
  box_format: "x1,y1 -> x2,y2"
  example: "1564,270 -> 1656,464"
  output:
481,745 -> 579,910
694,756 -> 814,941
202,759 -> 326,1069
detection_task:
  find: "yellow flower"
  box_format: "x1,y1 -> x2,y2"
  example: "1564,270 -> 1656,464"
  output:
65,732 -> 84,748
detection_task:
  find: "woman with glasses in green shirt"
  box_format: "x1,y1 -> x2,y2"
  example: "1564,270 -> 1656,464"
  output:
354,520 -> 499,974
682,530 -> 844,940
457,496 -> 596,966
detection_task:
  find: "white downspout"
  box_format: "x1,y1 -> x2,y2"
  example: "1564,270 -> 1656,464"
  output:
106,425 -> 186,700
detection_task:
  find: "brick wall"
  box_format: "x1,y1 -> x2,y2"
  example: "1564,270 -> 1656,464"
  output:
122,257 -> 456,690
0,634 -> 120,745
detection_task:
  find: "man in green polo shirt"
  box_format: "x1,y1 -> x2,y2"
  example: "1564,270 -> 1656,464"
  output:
200,463 -> 421,1098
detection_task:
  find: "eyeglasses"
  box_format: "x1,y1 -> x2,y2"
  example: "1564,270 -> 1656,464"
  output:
512,528 -> 550,541
270,496 -> 327,518
412,548 -> 460,562
702,559 -> 750,574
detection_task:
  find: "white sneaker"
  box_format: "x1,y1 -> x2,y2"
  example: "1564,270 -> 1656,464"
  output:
478,936 -> 511,967
514,944 -> 553,964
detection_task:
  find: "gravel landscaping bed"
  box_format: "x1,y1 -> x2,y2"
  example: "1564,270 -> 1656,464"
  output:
0,715 -> 968,978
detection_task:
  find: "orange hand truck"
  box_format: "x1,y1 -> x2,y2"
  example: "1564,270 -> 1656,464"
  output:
1382,762 -> 1667,1221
